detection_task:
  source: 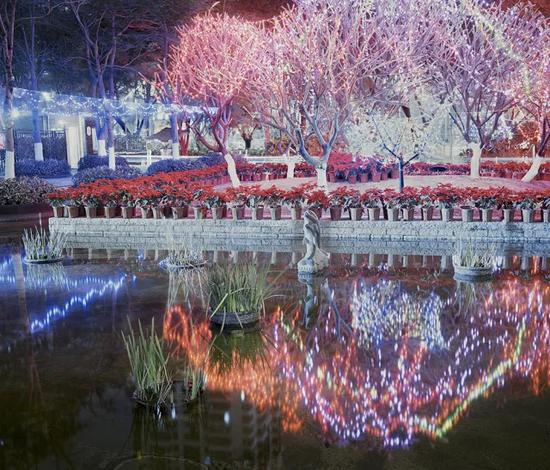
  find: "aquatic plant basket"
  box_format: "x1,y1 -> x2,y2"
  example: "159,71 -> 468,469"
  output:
160,259 -> 207,271
452,262 -> 493,282
23,256 -> 64,265
210,311 -> 260,331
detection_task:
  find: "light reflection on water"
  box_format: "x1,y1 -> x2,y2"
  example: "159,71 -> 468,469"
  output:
1,245 -> 550,468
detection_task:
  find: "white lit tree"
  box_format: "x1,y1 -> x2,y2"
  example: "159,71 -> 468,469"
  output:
433,0 -> 546,178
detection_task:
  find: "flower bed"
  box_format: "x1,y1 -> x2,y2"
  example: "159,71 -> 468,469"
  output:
48,169 -> 550,223
235,152 -> 550,184
1,177 -> 56,206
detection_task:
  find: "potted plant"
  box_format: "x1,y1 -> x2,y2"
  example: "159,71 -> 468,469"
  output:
225,187 -> 247,220
498,191 -> 518,223
203,189 -> 227,220
432,184 -> 460,222
82,194 -> 99,218
419,189 -> 435,221
64,189 -> 81,218
101,190 -> 119,219
381,189 -> 400,221
48,191 -> 66,218
328,187 -> 353,221
168,186 -> 192,219
262,186 -> 284,220
396,188 -> 418,221
282,185 -> 309,221
474,189 -> 499,222
361,189 -> 382,221
244,185 -> 265,220
305,189 -> 329,220
188,187 -> 206,219
119,190 -> 135,219
135,189 -> 161,219
343,189 -> 362,221
517,194 -> 538,223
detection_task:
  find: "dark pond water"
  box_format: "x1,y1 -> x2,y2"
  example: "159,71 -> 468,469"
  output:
1,222 -> 550,469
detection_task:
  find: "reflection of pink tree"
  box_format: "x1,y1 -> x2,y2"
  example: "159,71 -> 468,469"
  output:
434,0 -> 545,178
168,12 -> 264,185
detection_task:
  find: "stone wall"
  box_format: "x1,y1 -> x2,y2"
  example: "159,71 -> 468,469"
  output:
50,217 -> 550,253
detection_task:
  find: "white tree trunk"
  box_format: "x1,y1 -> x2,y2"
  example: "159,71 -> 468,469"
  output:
522,154 -> 543,182
108,146 -> 116,170
97,139 -> 107,157
171,142 -> 180,158
34,142 -> 44,161
470,143 -> 482,178
5,150 -> 15,179
224,153 -> 240,187
316,166 -> 327,188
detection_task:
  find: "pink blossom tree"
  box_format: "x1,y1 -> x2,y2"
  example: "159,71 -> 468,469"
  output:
433,0 -> 545,178
167,12 -> 265,186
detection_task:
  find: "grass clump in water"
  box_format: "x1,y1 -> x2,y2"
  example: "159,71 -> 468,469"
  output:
22,225 -> 66,262
208,263 -> 272,316
122,318 -> 173,408
453,241 -> 496,268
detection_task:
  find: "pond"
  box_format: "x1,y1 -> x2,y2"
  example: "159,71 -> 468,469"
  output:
1,221 -> 550,469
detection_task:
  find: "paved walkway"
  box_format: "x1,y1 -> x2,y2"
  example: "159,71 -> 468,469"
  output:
230,175 -> 550,192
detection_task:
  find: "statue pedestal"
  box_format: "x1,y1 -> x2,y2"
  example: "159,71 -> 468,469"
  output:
298,249 -> 329,274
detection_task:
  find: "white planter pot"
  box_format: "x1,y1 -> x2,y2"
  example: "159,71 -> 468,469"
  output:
461,207 -> 473,222
440,207 -> 452,222
522,209 -> 535,223
367,207 -> 380,221
480,208 -> 493,222
387,208 -> 399,221
502,208 -> 515,223
350,207 -> 363,221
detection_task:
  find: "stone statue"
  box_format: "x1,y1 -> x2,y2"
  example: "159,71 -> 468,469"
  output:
298,210 -> 329,275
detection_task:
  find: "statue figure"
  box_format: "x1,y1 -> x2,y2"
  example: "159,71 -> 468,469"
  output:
298,210 -> 329,275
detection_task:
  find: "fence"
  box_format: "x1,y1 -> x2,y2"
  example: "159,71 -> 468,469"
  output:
13,130 -> 67,161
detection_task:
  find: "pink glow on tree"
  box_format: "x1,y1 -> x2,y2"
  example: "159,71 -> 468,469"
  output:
168,12 -> 265,184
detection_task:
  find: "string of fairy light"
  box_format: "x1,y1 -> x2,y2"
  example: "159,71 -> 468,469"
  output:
5,87 -> 207,119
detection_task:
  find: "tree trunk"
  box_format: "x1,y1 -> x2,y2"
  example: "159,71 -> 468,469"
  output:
32,108 -> 43,161
470,143 -> 482,178
398,158 -> 405,192
522,147 -> 543,182
107,112 -> 115,169
316,165 -> 327,188
170,112 -> 179,158
29,14 -> 43,161
4,86 -> 15,179
224,153 -> 240,187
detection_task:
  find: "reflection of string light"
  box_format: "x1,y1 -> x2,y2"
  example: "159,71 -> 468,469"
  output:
164,276 -> 550,449
351,279 -> 448,349
29,275 -> 131,333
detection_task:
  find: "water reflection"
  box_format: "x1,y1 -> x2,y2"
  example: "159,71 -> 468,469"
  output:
164,273 -> 550,449
0,246 -> 549,468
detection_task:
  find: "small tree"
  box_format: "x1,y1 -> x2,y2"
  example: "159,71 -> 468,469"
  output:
168,12 -> 264,186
